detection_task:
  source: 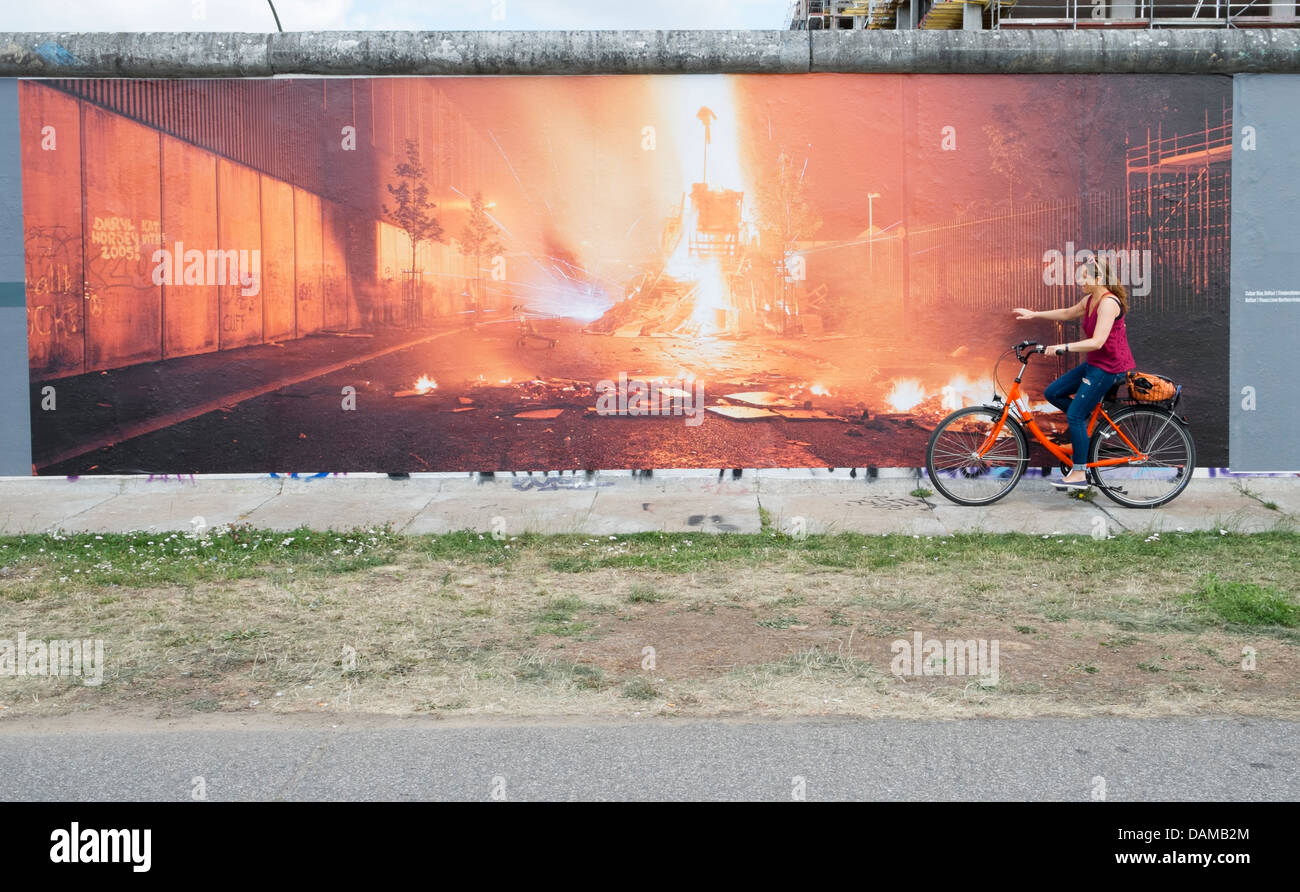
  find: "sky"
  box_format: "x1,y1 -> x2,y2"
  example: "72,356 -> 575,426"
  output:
0,0 -> 791,31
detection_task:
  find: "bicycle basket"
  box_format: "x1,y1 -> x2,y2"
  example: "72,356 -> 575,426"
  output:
1126,370 -> 1178,404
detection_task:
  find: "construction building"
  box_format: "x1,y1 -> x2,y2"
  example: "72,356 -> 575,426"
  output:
786,0 -> 1299,30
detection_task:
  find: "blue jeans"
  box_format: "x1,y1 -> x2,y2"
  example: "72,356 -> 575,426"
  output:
1043,363 -> 1125,472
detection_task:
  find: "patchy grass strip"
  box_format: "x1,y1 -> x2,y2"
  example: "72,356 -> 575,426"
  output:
1,528 -> 1297,720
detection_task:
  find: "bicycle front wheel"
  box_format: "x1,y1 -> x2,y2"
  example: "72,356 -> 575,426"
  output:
1088,405 -> 1195,508
925,406 -> 1028,506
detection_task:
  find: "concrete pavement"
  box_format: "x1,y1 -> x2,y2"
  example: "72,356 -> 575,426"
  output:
0,470 -> 1296,536
0,715 -> 1293,801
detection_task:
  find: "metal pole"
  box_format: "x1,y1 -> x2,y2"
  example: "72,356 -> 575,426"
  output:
868,192 -> 880,272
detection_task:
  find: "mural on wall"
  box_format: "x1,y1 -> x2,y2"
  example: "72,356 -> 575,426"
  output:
21,74 -> 1231,474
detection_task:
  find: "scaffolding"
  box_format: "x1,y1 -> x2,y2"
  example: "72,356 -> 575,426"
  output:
787,0 -> 1300,28
992,0 -> 1299,29
837,110 -> 1234,321
786,0 -> 876,28
1125,105 -> 1233,301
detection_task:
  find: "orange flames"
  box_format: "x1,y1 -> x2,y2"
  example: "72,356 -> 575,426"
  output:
939,375 -> 996,412
885,375 -> 1003,415
414,375 -> 438,394
885,379 -> 927,413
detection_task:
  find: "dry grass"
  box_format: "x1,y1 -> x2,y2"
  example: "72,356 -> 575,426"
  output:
1,528 -> 1297,720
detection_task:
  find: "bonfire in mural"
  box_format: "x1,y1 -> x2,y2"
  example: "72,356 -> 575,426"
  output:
590,105 -> 756,340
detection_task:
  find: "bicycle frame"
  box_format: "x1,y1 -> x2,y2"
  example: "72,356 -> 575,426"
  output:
977,347 -> 1148,469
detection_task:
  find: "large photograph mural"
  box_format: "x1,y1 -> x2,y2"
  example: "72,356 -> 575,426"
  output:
21,74 -> 1231,474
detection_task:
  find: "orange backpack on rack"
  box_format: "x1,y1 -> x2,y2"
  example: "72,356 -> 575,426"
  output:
1126,370 -> 1178,403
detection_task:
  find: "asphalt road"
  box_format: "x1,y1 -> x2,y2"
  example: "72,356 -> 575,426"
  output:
0,716 -> 1294,801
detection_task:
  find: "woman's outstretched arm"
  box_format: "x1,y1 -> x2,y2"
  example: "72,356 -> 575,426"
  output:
1044,298 -> 1121,355
1012,296 -> 1087,322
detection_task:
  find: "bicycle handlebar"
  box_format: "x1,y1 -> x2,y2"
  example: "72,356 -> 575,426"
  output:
1013,341 -> 1044,363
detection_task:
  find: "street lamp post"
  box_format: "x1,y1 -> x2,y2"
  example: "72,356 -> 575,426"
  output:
867,192 -> 881,274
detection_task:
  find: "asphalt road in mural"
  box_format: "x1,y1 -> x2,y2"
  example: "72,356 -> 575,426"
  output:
23,74 -> 1231,474
35,317 -> 1074,475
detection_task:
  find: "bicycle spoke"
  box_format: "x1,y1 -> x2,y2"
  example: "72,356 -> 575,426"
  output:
1090,407 -> 1194,506
926,407 -> 1026,505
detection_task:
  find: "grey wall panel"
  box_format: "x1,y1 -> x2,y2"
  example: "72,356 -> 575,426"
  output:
1230,75 -> 1300,471
0,78 -> 32,476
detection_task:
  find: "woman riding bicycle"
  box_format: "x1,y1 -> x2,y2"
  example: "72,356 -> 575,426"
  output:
1012,256 -> 1136,491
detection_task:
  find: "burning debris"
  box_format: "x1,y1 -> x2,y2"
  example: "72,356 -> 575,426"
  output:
386,360 -> 1044,445
885,379 -> 927,413
770,408 -> 842,422
393,375 -> 438,398
707,405 -> 776,421
722,391 -> 797,408
588,272 -> 705,338
869,373 -> 1060,430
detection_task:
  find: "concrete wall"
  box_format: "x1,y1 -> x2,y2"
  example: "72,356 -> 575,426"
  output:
1230,74 -> 1300,471
20,83 -> 362,380
0,79 -> 31,475
2,31 -> 1299,77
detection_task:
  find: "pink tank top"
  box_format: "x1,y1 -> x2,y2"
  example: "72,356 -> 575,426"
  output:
1083,293 -> 1135,374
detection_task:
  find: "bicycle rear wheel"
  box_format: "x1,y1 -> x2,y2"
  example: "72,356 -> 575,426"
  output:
925,406 -> 1028,506
1088,406 -> 1195,508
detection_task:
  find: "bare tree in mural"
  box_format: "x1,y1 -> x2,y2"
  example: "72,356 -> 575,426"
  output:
984,117 -> 1027,212
751,151 -> 822,333
457,191 -> 504,314
383,139 -> 445,324
754,151 -> 822,250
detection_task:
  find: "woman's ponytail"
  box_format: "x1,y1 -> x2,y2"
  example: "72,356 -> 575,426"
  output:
1095,256 -> 1130,317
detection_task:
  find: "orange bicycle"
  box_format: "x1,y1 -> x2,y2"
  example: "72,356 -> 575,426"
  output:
925,340 -> 1195,508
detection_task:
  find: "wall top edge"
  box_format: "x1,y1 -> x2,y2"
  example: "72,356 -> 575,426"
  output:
0,30 -> 1296,76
